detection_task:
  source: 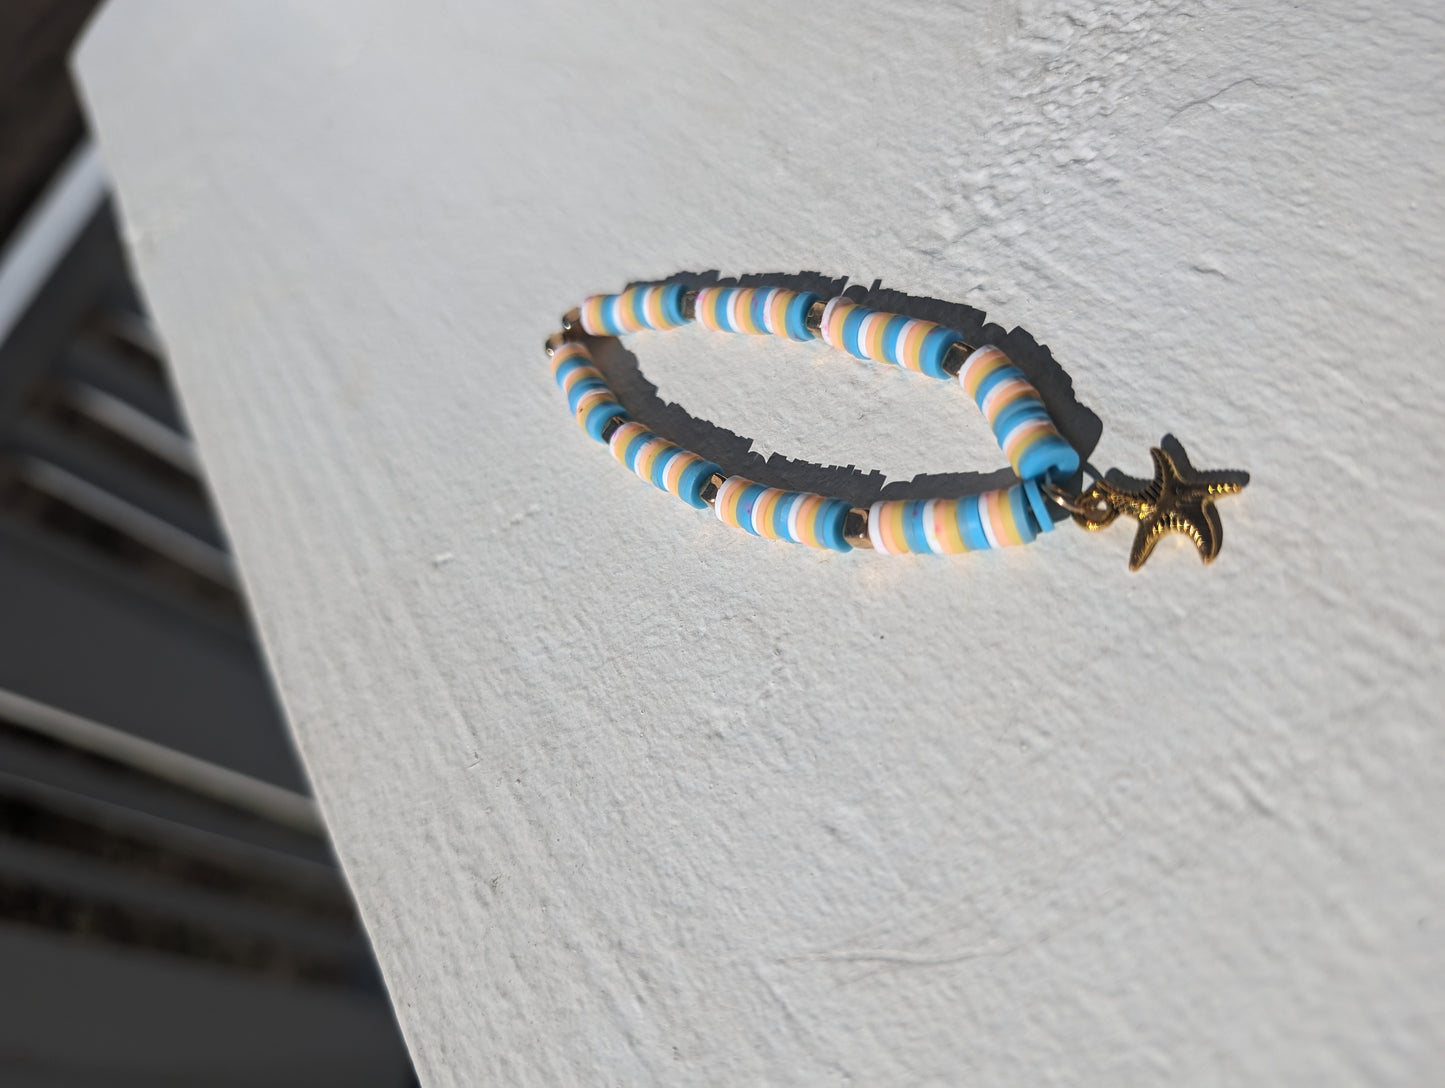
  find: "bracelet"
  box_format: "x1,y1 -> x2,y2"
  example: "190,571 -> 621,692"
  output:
545,281 -> 1247,570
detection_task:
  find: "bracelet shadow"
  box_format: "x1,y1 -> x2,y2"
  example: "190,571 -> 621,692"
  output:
584,270 -> 1103,508
1102,434 -> 1251,494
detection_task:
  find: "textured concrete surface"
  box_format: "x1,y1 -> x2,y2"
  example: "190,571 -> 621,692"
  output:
77,1 -> 1444,1083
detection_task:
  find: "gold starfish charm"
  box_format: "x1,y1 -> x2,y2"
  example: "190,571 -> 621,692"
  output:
1071,441 -> 1248,570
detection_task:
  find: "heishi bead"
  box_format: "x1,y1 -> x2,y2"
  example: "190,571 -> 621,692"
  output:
608,421 -> 721,510
692,286 -> 819,341
713,476 -> 852,551
1021,477 -> 1057,533
955,345 -> 1080,480
550,340 -> 625,442
579,283 -> 691,336
818,296 -> 964,379
866,486 -> 1043,555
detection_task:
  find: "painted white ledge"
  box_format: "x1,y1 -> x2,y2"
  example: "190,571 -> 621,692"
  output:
76,2 -> 1445,1084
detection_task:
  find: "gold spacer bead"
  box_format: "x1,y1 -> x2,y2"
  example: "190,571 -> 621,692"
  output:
544,331 -> 568,357
844,506 -> 873,549
940,340 -> 977,377
699,471 -> 726,507
560,307 -> 583,338
804,299 -> 825,335
680,289 -> 698,320
599,414 -> 626,443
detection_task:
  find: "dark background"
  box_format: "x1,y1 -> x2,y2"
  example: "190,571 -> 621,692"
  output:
0,4 -> 417,1083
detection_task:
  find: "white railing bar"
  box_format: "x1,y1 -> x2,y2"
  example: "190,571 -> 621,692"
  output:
0,686 -> 323,837
0,140 -> 108,348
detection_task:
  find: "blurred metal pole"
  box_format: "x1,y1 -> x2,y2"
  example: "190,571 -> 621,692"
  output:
0,685 -> 324,836
0,139 -> 106,346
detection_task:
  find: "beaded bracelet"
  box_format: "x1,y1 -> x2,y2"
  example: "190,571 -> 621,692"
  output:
545,281 -> 1247,570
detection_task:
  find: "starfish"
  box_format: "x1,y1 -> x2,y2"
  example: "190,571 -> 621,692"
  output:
1073,441 -> 1248,570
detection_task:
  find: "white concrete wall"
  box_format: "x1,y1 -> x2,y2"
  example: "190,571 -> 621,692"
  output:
77,2 -> 1444,1083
